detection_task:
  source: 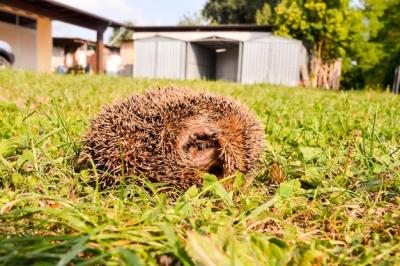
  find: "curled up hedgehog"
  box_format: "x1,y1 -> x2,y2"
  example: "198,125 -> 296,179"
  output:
82,87 -> 265,190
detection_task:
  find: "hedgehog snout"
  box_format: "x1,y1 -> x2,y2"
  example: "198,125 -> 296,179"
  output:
188,141 -> 223,176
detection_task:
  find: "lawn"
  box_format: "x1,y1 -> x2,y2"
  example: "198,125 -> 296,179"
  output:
0,70 -> 399,265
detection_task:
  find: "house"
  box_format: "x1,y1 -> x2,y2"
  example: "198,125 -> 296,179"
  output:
119,39 -> 134,76
128,25 -> 308,86
0,0 -> 123,73
52,37 -> 121,75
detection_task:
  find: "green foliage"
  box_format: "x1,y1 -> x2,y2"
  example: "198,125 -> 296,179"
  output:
178,12 -> 209,26
256,3 -> 273,25
368,0 -> 400,87
277,179 -> 303,198
202,0 -> 277,24
108,21 -> 134,46
271,0 -> 398,89
274,0 -> 358,60
340,0 -> 387,89
0,71 -> 399,265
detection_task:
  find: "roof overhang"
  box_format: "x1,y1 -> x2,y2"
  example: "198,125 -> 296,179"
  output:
53,37 -> 118,50
0,0 -> 124,31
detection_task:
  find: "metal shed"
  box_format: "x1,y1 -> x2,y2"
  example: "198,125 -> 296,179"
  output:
132,25 -> 308,86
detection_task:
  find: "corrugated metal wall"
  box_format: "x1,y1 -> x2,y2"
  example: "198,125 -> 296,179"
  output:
240,37 -> 306,86
133,36 -> 186,79
133,40 -> 156,77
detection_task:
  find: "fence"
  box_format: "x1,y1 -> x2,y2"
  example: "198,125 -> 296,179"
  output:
393,66 -> 400,94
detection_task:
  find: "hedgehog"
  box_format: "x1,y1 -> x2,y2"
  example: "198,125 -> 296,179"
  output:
82,87 -> 265,190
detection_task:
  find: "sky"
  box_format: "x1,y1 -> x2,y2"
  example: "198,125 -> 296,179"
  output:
53,0 -> 207,42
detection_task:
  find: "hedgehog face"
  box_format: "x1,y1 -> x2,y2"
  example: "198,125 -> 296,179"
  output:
177,117 -> 226,177
181,128 -> 224,177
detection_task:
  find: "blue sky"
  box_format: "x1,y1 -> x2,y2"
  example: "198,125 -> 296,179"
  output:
53,0 -> 207,41
128,0 -> 207,25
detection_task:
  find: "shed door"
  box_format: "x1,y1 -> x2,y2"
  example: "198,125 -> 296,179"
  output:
134,37 -> 185,79
133,41 -> 156,78
156,40 -> 186,79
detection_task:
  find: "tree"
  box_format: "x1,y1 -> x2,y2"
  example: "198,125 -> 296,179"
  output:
271,0 -> 388,89
108,21 -> 134,46
341,0 -> 387,89
202,0 -> 278,24
256,3 -> 273,24
368,0 -> 400,88
274,1 -> 355,60
178,12 -> 209,26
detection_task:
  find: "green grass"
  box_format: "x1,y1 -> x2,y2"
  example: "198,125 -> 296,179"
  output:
0,70 -> 399,265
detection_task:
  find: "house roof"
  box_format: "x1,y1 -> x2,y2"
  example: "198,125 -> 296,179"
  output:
0,0 -> 124,31
129,25 -> 273,32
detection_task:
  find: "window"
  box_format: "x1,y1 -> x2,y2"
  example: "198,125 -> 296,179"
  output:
18,16 -> 37,29
0,10 -> 16,24
0,10 -> 37,29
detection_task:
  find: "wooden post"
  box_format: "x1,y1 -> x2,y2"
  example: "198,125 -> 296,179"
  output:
96,29 -> 105,74
300,64 -> 310,87
332,59 -> 342,90
393,66 -> 400,94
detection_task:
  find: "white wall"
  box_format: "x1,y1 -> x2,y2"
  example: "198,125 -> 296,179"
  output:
0,21 -> 37,71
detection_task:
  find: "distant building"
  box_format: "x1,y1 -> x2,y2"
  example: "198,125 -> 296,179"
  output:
52,38 -> 122,75
119,40 -> 134,76
130,25 -> 308,86
0,0 -> 123,73
0,6 -> 51,72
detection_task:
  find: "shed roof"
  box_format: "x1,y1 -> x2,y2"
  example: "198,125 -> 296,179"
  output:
132,28 -> 305,46
133,31 -> 273,42
129,25 -> 273,32
0,0 -> 124,30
